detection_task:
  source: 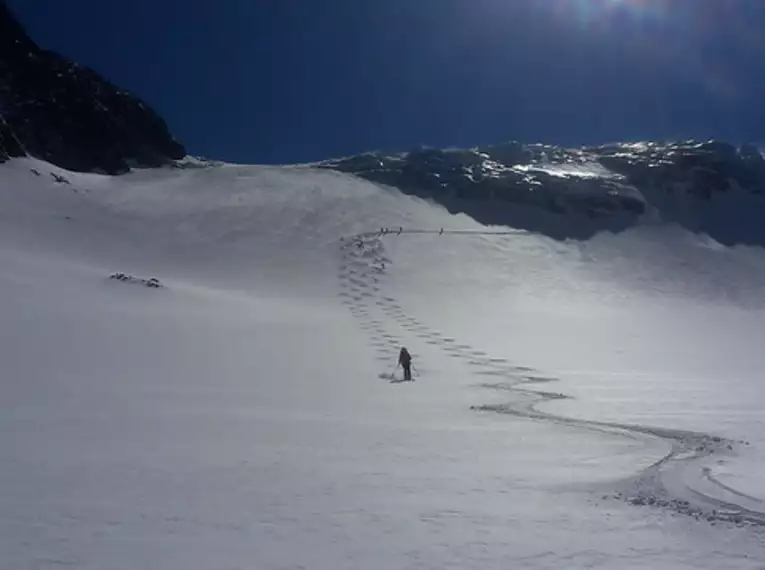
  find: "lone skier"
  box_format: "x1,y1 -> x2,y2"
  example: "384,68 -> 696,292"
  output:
398,347 -> 413,381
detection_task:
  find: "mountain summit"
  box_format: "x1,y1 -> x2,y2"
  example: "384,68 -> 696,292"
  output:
0,3 -> 185,174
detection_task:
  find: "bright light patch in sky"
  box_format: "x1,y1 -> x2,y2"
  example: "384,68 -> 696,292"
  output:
545,0 -> 751,100
551,0 -> 665,27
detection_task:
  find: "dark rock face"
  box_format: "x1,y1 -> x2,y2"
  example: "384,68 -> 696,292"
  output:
0,3 -> 185,174
321,143 -> 647,239
594,140 -> 765,198
320,140 -> 765,244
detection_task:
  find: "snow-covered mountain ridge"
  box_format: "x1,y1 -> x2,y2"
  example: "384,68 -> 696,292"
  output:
4,0 -> 763,247
319,140 -> 765,245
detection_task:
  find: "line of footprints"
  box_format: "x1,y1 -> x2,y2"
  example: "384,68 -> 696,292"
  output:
339,234 -> 763,528
338,233 -> 548,384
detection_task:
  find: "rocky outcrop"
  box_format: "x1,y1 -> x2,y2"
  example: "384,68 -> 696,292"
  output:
109,273 -> 163,289
0,3 -> 185,174
593,141 -> 765,198
319,140 -> 765,244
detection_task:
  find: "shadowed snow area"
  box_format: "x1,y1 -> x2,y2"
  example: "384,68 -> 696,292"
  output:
2,158 -> 765,569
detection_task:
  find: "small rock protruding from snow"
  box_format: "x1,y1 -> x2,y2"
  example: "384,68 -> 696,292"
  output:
51,173 -> 70,185
109,273 -> 163,289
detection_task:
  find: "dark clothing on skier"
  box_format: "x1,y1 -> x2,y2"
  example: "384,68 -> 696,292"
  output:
398,347 -> 412,381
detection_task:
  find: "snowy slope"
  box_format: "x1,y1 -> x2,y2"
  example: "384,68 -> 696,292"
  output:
2,157 -> 765,569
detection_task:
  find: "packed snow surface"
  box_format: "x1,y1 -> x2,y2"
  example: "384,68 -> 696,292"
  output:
2,157 -> 765,569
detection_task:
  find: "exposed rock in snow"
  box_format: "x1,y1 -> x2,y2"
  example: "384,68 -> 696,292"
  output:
109,273 -> 163,289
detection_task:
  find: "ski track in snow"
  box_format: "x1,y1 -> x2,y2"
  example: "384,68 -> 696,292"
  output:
338,229 -> 765,530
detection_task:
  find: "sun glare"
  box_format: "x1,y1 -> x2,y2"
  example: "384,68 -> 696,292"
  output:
553,0 -> 663,26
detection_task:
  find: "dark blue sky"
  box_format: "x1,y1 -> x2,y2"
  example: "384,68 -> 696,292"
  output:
8,0 -> 765,164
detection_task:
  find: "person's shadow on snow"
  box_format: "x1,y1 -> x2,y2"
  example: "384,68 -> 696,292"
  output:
378,372 -> 415,383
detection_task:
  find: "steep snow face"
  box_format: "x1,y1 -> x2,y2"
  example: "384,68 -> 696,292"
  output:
2,158 -> 765,569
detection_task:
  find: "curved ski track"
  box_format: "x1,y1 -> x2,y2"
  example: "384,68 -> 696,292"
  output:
337,230 -> 765,529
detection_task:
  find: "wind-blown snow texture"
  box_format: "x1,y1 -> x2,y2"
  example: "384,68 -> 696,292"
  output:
1,157 -> 765,569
